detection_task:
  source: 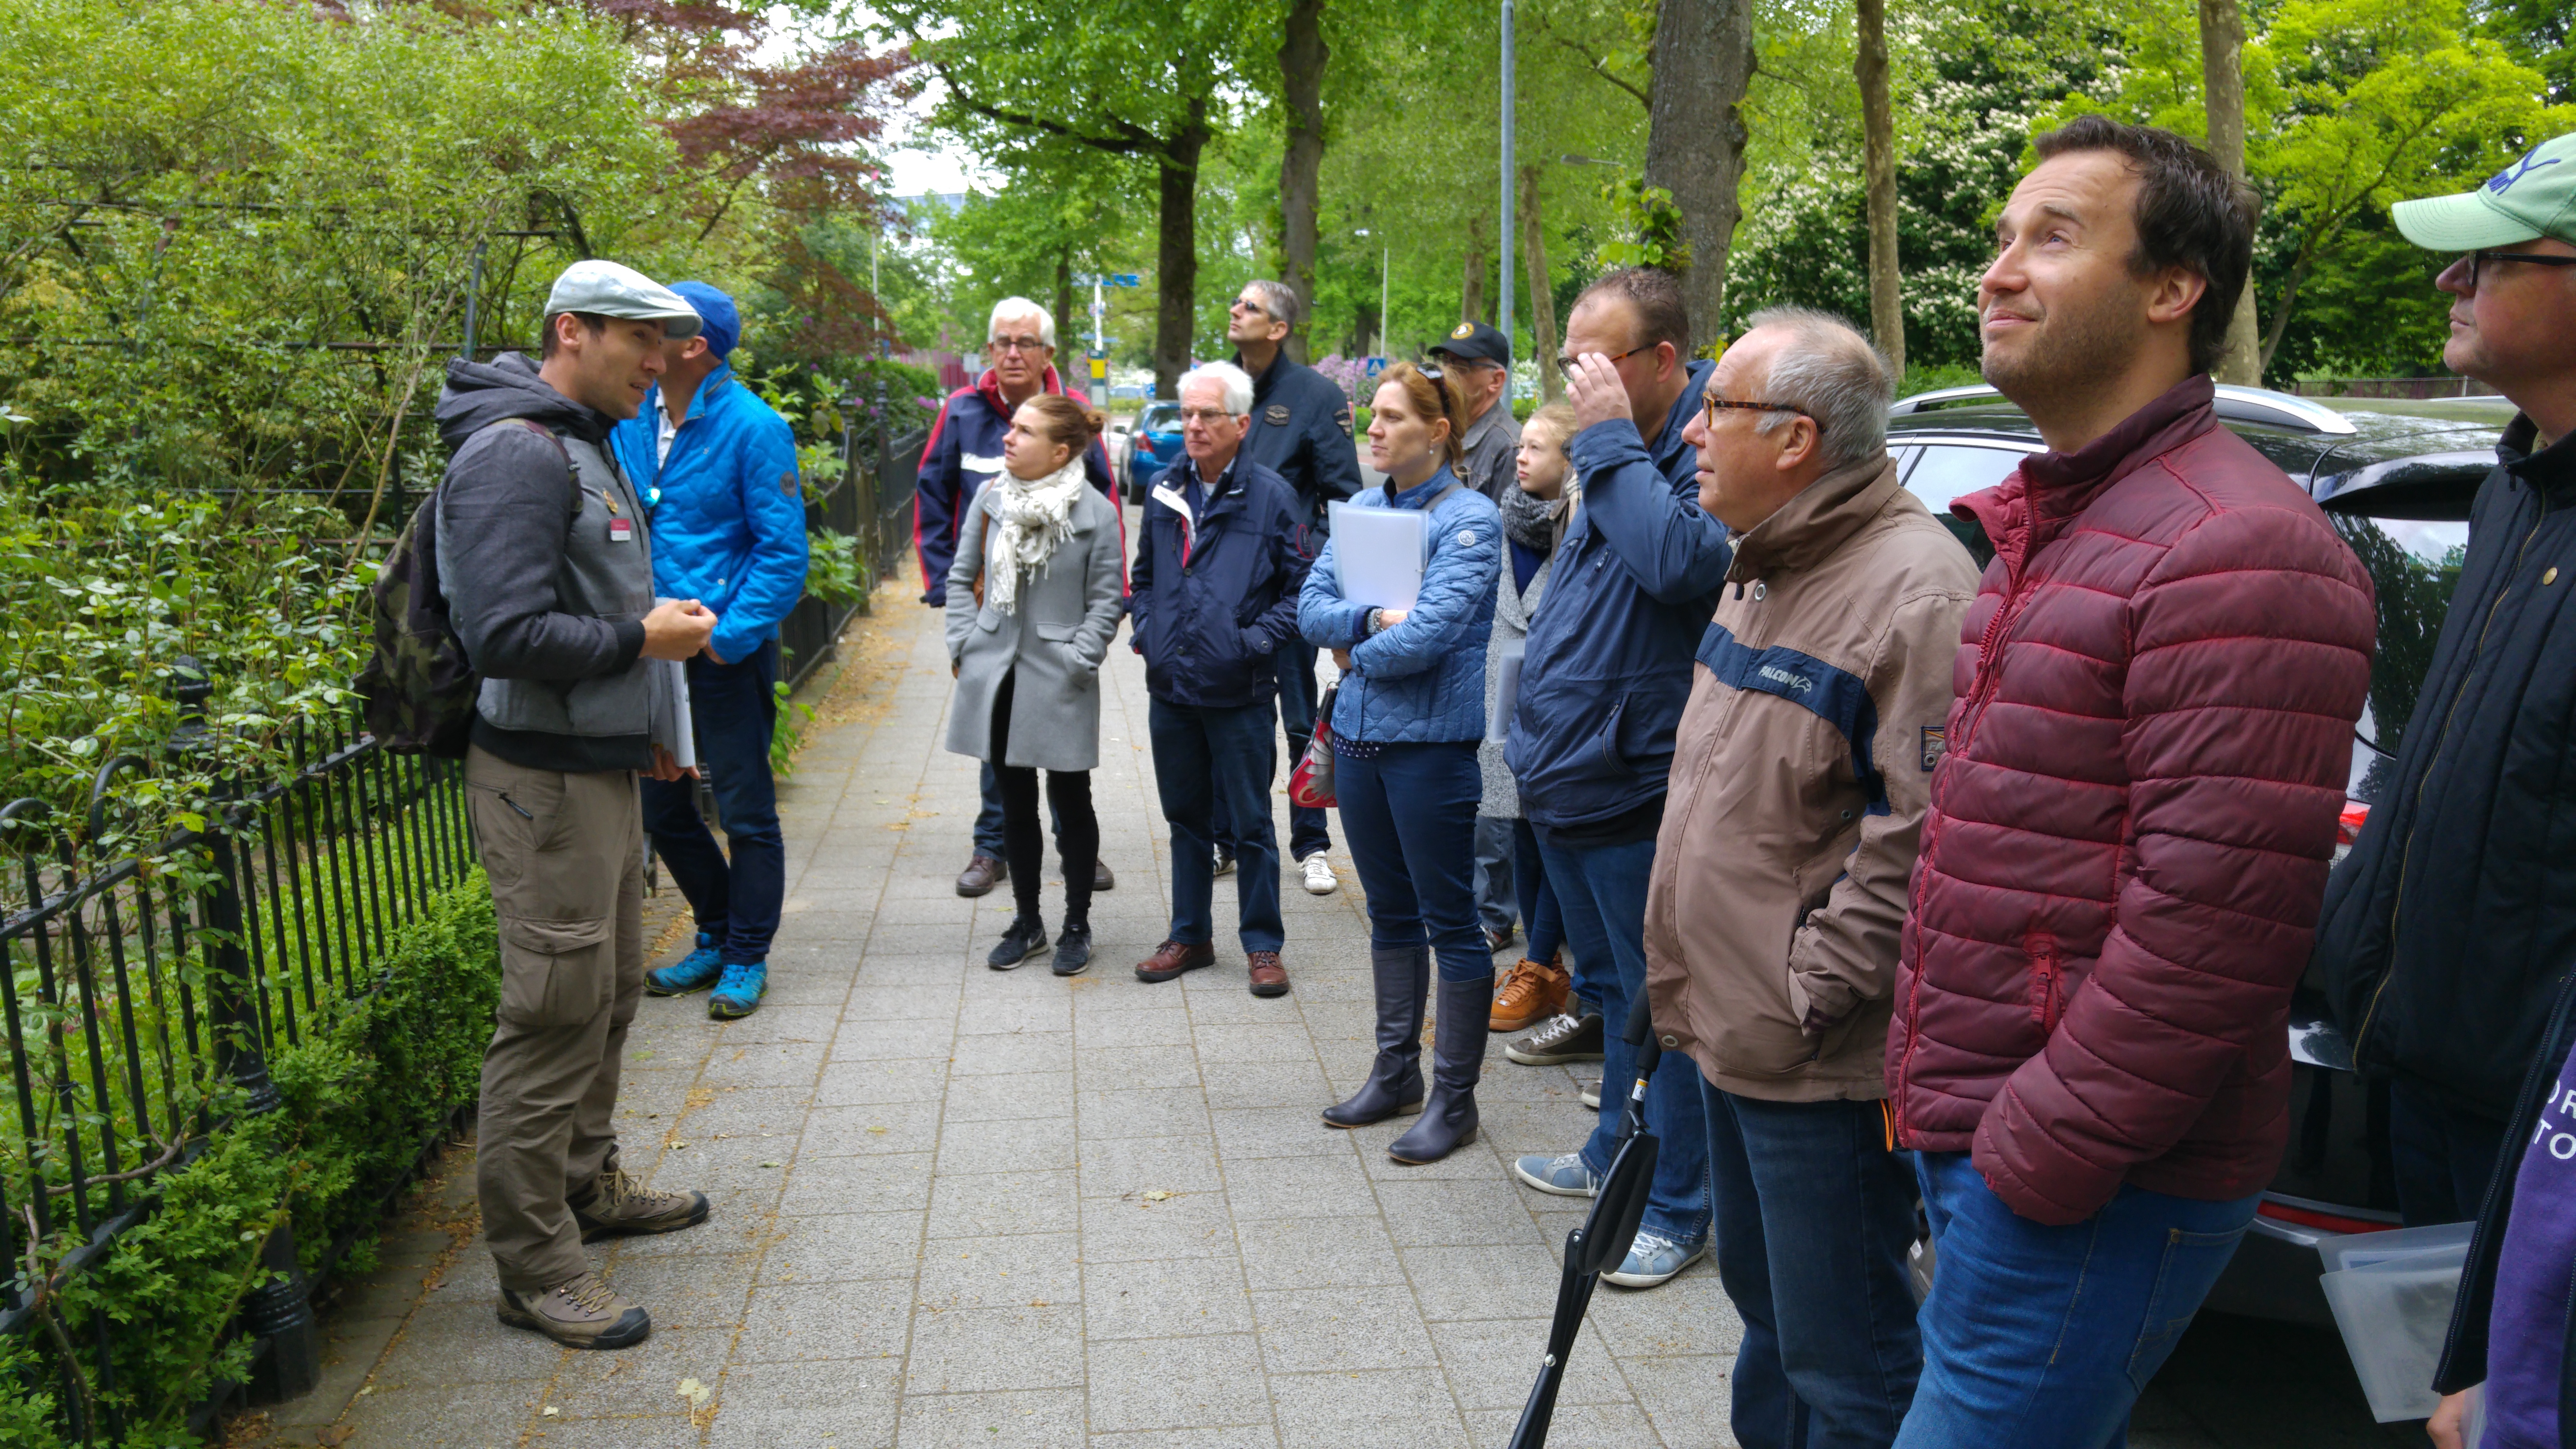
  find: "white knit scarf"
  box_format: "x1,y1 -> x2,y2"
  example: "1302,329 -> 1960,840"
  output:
982,456 -> 1086,615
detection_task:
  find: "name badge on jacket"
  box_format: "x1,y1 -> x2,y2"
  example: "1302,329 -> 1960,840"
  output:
609,517 -> 635,543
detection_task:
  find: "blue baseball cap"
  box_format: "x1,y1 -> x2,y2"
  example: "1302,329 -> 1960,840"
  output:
668,281 -> 741,358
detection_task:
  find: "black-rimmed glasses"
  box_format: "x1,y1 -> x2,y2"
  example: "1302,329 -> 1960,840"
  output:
2463,250 -> 2576,288
1555,344 -> 1648,373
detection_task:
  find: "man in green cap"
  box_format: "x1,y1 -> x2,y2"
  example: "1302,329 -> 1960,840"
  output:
2316,126 -> 2576,1235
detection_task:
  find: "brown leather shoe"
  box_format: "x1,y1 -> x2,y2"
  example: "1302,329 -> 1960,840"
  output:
1134,938 -> 1216,983
1490,957 -> 1571,1032
1093,857 -> 1116,892
956,853 -> 1006,898
1246,951 -> 1290,998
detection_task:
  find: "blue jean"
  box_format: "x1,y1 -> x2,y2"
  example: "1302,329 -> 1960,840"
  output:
1333,742 -> 1487,982
1510,819 -> 1563,965
1473,815 -> 1516,934
1538,832 -> 1710,1243
639,641 -> 784,965
1214,645 -> 1333,862
973,762 -> 1063,858
1703,1079 -> 1921,1449
1148,695 -> 1283,953
1896,1150 -> 2259,1449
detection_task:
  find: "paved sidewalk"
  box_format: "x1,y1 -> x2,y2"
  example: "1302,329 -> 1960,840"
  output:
284,558 -> 1742,1449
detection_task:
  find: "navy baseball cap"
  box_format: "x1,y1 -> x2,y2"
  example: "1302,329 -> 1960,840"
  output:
669,281 -> 741,358
1431,321 -> 1511,368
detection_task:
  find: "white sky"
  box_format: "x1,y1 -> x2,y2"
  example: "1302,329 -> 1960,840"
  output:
759,3 -> 982,199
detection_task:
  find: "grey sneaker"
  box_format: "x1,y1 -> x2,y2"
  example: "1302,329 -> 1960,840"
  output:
1512,1151 -> 1602,1198
497,1272 -> 651,1349
1602,1229 -> 1709,1289
573,1168 -> 709,1241
1506,1012 -> 1605,1065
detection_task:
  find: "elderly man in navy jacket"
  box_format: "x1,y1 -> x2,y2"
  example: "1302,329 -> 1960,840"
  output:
1129,361 -> 1314,999
1506,267 -> 1730,1290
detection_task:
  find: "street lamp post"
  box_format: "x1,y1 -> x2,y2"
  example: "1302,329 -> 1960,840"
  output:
1499,0 -> 1514,403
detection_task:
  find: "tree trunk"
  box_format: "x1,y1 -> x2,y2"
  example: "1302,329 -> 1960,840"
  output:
1152,129 -> 1206,399
1642,0 -> 1755,347
1521,163 -> 1562,400
1053,249 -> 1077,371
1278,0 -> 1328,365
1461,214 -> 1488,327
2199,0 -> 2261,384
1855,0 -> 1904,378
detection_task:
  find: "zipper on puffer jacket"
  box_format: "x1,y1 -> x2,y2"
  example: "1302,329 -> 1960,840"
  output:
2027,932 -> 2063,1033
2355,491 -> 2552,1059
1895,519 -> 2037,1139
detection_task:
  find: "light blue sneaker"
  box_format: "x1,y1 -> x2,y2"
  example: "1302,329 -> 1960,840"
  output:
647,934 -> 723,997
1602,1227 -> 1709,1289
1512,1151 -> 1602,1198
708,959 -> 767,1019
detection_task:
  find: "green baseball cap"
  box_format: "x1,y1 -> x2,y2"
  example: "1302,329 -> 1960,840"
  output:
2393,131 -> 2576,251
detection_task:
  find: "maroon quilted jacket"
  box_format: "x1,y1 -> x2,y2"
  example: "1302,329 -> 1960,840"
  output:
1885,376 -> 2374,1225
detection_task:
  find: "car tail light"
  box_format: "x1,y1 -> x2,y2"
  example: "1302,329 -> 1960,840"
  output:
2257,1198 -> 2395,1236
2332,802 -> 2369,864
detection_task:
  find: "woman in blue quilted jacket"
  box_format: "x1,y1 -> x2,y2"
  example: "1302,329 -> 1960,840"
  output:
1301,362 -> 1501,1163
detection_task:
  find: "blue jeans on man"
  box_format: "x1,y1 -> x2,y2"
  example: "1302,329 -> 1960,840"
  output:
639,641 -> 784,966
1149,696 -> 1283,952
1213,642 -> 1333,865
1472,816 -> 1516,937
1894,1150 -> 2258,1449
1537,832 -> 1711,1245
1701,1078 -> 1921,1449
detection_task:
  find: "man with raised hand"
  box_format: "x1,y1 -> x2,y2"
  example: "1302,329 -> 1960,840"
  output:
1886,117 -> 2373,1442
1128,362 -> 1312,998
1227,279 -> 1363,898
435,260 -> 723,1350
916,298 -> 1119,901
1505,266 -> 1728,1291
608,281 -> 807,1022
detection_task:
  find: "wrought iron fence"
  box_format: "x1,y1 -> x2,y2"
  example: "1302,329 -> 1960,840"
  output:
0,661 -> 479,1444
778,416 -> 925,692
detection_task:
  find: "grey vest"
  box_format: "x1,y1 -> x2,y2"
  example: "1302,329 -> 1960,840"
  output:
442,423 -> 658,739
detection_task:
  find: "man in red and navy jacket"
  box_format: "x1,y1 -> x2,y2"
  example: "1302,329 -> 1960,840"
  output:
915,298 -> 1120,899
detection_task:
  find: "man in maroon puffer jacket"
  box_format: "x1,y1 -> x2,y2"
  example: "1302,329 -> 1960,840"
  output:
1885,116 -> 2375,1448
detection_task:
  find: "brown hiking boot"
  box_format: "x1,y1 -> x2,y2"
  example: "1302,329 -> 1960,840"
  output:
573,1168 -> 709,1241
1135,938 -> 1216,984
1490,957 -> 1571,1032
497,1272 -> 651,1350
1247,951 -> 1290,998
956,853 -> 1006,897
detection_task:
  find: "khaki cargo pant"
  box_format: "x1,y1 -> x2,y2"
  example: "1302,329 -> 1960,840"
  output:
464,744 -> 645,1293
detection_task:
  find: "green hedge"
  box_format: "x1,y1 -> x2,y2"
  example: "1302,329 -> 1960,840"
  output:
2,876 -> 498,1448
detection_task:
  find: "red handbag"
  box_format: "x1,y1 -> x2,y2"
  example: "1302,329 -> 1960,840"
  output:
1288,685 -> 1338,808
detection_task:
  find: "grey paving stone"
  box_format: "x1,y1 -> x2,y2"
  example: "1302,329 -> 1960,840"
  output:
1586,1273 -> 1743,1359
1461,1403 -> 1673,1448
1074,1086 -> 1211,1140
1251,1284 -> 1440,1373
371,1300 -> 563,1386
603,1250 -> 759,1328
1198,1057 -> 1334,1111
778,1151 -> 934,1217
1083,1256 -> 1255,1340
757,1211 -> 927,1286
903,1303 -> 1086,1393
1222,1153 -> 1377,1222
1235,1215 -> 1408,1294
818,1058 -> 951,1107
1073,1043 -> 1206,1091
927,1167 -> 1080,1238
1084,1428 -> 1278,1449
1082,1334 -> 1272,1434
1619,1353 -> 1737,1446
705,1358 -> 903,1447
831,1014 -> 957,1062
1429,1318 -> 1633,1411
803,1099 -> 945,1158
325,1380 -> 545,1448
1374,1178 -> 1551,1248
1071,1007 -> 1198,1050
943,1069 -> 1076,1122
515,1415 -> 706,1448
896,1388 -> 1088,1448
1076,1190 -> 1238,1263
847,982 -> 967,1020
918,1231 -> 1083,1310
734,1277 -> 913,1362
1268,1367 -> 1471,1447
1075,1133 -> 1224,1199
1210,1106 -> 1360,1161
934,1113 -> 1079,1178
546,1325 -> 736,1417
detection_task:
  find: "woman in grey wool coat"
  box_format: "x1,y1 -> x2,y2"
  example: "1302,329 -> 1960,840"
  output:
946,394 -> 1127,976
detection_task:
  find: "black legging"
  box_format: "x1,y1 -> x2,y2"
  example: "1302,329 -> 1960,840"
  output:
990,668 -> 1097,927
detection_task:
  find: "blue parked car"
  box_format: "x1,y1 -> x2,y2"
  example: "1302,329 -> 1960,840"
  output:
1122,401 -> 1184,503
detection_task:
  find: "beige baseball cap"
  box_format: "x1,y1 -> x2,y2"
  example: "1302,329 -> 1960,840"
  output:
542,259 -> 703,338
2392,132 -> 2576,251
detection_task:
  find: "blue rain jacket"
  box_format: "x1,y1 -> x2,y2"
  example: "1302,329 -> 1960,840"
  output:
1299,470 -> 1500,744
609,363 -> 810,666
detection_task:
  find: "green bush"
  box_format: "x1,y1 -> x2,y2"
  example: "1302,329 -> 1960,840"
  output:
3,877 -> 498,1448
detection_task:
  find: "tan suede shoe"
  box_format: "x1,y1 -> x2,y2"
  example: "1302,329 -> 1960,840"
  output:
573,1168 -> 709,1241
1489,957 -> 1571,1032
497,1272 -> 650,1350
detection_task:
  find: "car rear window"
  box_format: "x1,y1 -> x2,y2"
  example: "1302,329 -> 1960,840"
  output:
1901,443 -> 2028,515
1140,404 -> 1181,433
2326,512 -> 2468,757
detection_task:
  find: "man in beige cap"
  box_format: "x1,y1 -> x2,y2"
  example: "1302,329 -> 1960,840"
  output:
435,258 -> 722,1349
2312,130 -> 2576,1446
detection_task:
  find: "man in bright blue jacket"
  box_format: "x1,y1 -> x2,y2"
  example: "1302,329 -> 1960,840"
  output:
608,282 -> 809,1020
1504,268 -> 1729,1288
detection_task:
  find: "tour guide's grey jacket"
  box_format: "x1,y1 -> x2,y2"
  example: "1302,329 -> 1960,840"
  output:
434,353 -> 657,774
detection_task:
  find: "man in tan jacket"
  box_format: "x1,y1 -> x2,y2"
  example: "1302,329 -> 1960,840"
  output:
1646,307 -> 1976,1448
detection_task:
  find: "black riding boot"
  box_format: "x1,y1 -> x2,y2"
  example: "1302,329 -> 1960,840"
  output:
1387,973 -> 1492,1163
1322,947 -> 1429,1127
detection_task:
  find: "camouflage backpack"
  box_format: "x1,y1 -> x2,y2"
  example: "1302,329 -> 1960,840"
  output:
356,419 -> 569,756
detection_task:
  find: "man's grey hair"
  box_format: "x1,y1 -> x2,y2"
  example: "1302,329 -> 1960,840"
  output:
988,296 -> 1055,349
1739,306 -> 1894,467
1240,279 -> 1303,329
1178,361 -> 1255,417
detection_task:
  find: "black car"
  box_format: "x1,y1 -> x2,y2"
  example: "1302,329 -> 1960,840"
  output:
1884,382 -> 2512,1326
